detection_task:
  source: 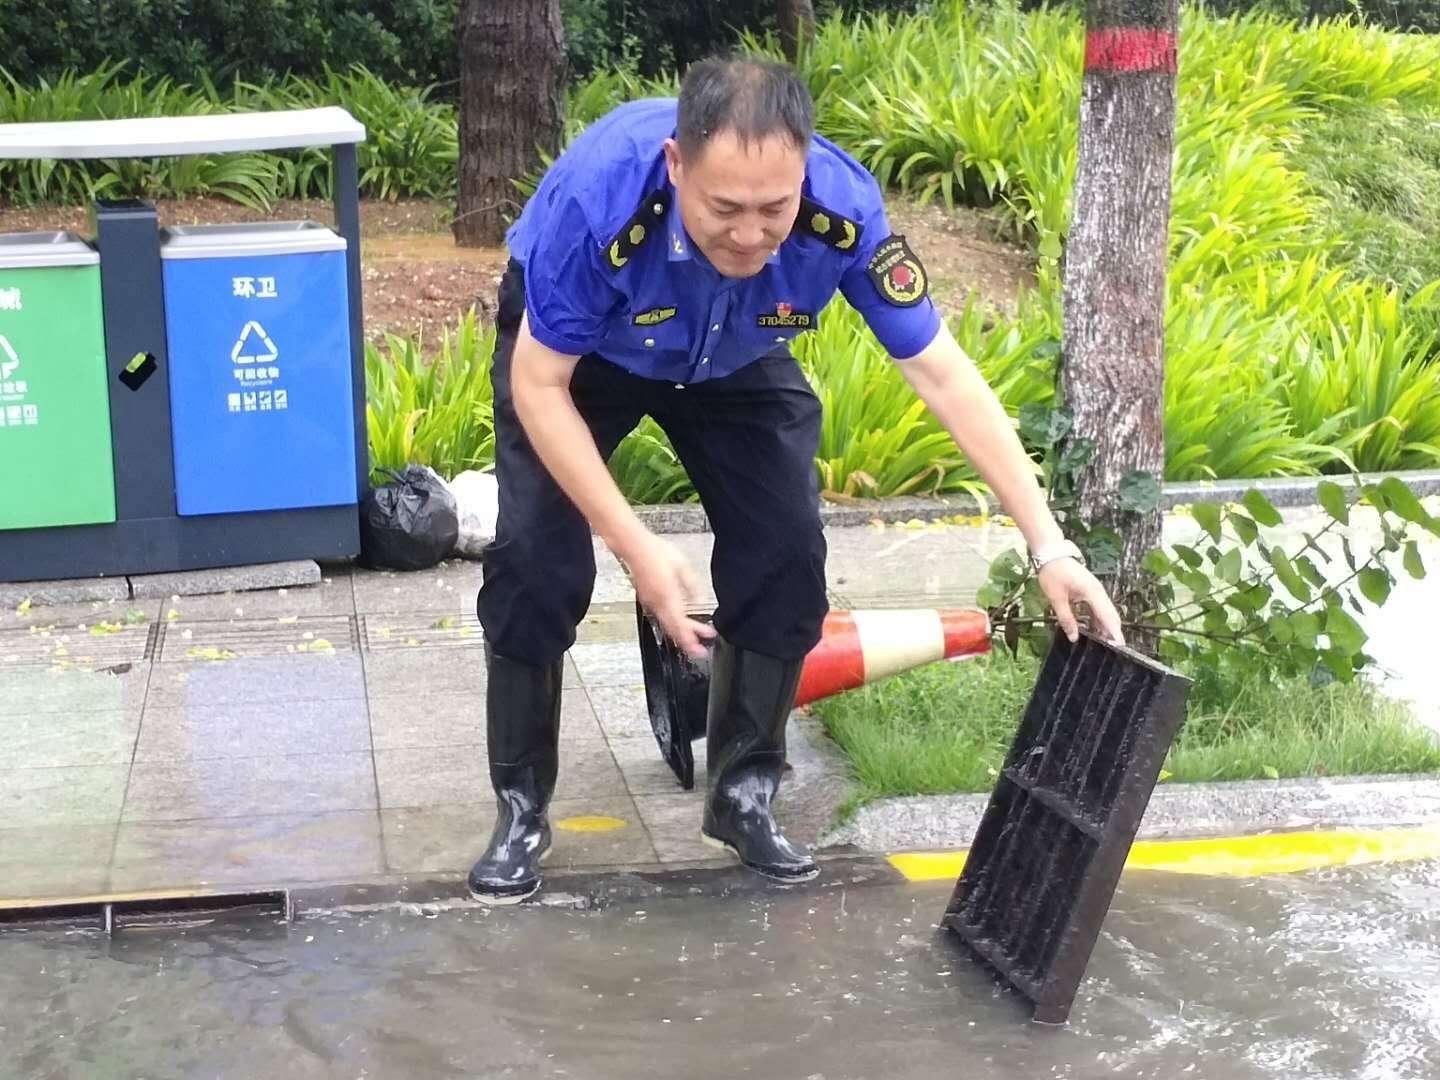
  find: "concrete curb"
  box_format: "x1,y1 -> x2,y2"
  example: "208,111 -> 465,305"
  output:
635,469 -> 1440,534
0,560 -> 324,607
0,856 -> 908,929
819,773 -> 1440,853
292,853 -> 905,917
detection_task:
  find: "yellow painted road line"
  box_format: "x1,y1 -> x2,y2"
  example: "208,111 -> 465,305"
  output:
888,826 -> 1440,882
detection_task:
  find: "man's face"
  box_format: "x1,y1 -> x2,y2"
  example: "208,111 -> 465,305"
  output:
664,130 -> 806,279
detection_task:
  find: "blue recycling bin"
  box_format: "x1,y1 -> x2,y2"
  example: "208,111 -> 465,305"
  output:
161,221 -> 357,516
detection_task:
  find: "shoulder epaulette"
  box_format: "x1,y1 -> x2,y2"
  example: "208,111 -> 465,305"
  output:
793,196 -> 862,252
604,188 -> 670,271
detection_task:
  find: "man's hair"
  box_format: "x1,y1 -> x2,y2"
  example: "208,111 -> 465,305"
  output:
675,56 -> 815,160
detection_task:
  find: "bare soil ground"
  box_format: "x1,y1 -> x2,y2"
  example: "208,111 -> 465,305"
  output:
0,196 -> 1032,347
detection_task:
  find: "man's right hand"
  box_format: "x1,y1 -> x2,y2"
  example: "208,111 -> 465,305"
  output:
618,531 -> 717,660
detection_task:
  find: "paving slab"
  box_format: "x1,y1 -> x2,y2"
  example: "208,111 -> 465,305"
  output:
0,662 -> 151,719
586,684 -> 652,740
132,698 -> 373,762
0,764 -> 131,829
350,559 -> 484,614
145,654 -> 366,708
360,644 -> 582,693
593,540 -> 638,605
0,620 -> 153,669
0,597 -> 161,634
129,560 -> 320,599
360,610 -> 483,650
361,643 -> 487,695
380,794 -> 656,876
825,522 -> 997,609
108,810 -> 386,893
367,689 -> 600,750
610,734 -> 703,796
575,603 -> 641,645
0,823 -> 116,900
159,576 -> 354,621
631,793 -> 717,864
374,739 -> 624,810
3,709 -> 140,769
121,751 -> 379,823
155,614 -> 358,661
571,642 -> 645,688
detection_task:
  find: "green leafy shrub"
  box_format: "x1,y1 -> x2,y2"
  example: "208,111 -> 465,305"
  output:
0,0 -> 458,90
0,63 -> 457,206
365,311 -> 495,485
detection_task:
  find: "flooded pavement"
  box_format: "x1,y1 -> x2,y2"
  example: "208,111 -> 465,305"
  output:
4,861 -> 1438,1079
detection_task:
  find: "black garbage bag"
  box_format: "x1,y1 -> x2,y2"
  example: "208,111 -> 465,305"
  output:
358,465 -> 459,571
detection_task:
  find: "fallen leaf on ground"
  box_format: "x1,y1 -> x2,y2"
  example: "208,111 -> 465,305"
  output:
187,646 -> 236,661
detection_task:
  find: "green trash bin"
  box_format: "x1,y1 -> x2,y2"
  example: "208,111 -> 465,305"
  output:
0,230 -> 115,531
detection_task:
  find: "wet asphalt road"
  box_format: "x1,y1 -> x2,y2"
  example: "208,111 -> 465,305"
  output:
3,860 -> 1438,1080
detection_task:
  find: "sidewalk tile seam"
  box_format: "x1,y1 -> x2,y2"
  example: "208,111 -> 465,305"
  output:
590,683 -> 672,857
359,639 -> 396,876
105,648 -> 158,895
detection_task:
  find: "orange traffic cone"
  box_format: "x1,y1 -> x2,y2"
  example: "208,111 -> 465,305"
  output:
636,602 -> 991,789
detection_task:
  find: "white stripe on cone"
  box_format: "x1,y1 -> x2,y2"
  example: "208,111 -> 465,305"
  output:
849,609 -> 949,683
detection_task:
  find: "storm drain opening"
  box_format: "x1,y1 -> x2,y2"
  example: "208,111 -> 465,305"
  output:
944,630 -> 1191,1025
0,890 -> 293,935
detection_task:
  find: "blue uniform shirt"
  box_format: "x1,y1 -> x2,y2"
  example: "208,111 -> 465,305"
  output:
506,98 -> 941,384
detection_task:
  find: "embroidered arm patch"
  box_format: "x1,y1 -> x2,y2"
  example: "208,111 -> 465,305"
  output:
866,235 -> 928,307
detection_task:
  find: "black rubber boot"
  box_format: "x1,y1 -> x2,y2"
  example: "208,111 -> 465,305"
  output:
700,636 -> 819,882
467,647 -> 563,906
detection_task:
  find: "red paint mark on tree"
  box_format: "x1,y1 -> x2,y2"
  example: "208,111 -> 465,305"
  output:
1084,28 -> 1177,73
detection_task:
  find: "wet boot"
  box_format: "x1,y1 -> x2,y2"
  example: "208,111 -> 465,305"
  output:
467,647 -> 563,905
700,635 -> 819,882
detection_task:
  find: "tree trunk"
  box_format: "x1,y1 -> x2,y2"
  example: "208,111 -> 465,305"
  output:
1059,0 -> 1179,628
777,0 -> 816,63
454,0 -> 565,247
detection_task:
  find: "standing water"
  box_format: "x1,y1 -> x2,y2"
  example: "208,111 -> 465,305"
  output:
2,861 -> 1437,1079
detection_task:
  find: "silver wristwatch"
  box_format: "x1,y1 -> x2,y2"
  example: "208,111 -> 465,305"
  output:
1029,539 -> 1085,574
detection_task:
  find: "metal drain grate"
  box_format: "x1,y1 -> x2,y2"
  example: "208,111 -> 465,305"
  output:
943,630 -> 1191,1024
0,889 -> 293,933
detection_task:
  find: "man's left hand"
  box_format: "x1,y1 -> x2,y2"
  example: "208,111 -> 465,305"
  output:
1037,558 -> 1126,646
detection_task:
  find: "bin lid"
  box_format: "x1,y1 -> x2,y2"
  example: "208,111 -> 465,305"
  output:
0,230 -> 99,269
159,220 -> 347,260
0,107 -> 364,160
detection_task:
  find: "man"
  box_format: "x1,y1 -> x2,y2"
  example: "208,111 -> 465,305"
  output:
470,56 -> 1123,905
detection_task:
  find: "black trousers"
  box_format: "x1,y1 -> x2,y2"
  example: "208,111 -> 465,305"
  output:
476,260 -> 828,665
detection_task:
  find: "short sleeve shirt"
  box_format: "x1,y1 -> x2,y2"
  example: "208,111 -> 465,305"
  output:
505,98 -> 941,383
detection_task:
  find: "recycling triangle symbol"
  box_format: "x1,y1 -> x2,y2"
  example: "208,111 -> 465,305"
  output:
231,320 -> 278,365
